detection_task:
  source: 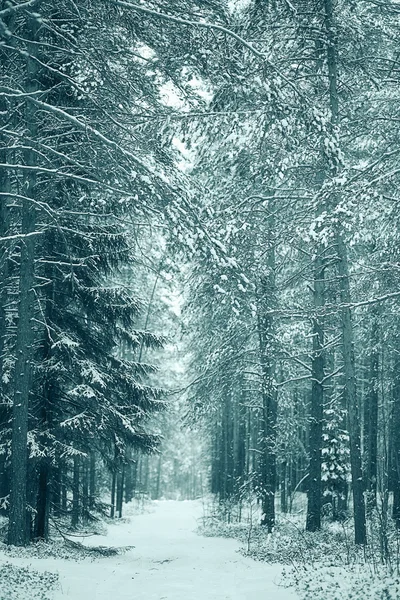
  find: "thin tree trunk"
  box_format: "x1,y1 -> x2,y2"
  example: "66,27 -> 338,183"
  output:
306,253 -> 325,531
155,454 -> 162,500
392,351 -> 400,527
52,464 -> 62,517
364,313 -> 379,510
116,463 -> 125,518
82,458 -> 89,524
124,448 -> 133,503
281,457 -> 288,514
258,205 -> 278,532
71,455 -> 80,528
336,234 -> 366,544
61,466 -> 67,513
322,0 -> 366,545
34,462 -> 50,540
0,145 -> 10,514
110,470 -> 116,518
36,233 -> 56,537
89,452 -> 96,510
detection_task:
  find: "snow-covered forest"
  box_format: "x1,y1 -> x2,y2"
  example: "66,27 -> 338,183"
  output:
1,0 -> 400,598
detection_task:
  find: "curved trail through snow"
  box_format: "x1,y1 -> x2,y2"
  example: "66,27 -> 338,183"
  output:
60,500 -> 299,599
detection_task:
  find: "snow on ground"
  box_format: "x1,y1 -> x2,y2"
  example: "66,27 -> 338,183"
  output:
1,500 -> 299,600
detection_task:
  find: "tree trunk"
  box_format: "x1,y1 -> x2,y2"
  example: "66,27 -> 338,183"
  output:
281,457 -> 288,513
0,125 -> 10,401
0,153 -> 9,511
322,0 -> 366,545
110,469 -> 116,518
61,467 -> 67,514
336,234 -> 367,545
155,453 -> 162,500
116,463 -> 125,518
34,462 -> 50,540
7,13 -> 40,548
52,464 -> 62,517
306,253 -> 325,531
364,313 -> 379,510
7,148 -> 35,546
89,452 -> 96,510
392,351 -> 400,527
124,449 -> 136,503
258,206 -> 278,532
71,455 -> 80,528
82,458 -> 89,524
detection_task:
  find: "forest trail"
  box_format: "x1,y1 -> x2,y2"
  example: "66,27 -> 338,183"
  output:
53,500 -> 298,600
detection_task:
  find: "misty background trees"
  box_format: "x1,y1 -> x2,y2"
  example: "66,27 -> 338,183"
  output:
1,0 -> 400,562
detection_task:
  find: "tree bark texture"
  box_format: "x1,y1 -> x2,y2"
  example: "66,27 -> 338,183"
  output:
306,254 -> 325,531
8,16 -> 39,545
336,235 -> 367,545
258,208 -> 277,532
364,314 -> 379,509
71,455 -> 80,528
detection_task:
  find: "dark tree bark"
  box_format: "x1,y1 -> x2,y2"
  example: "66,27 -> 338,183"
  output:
61,466 -> 67,514
258,209 -> 278,532
52,464 -> 62,517
0,147 -> 10,515
392,351 -> 400,527
280,456 -> 288,514
34,462 -> 50,540
89,452 -> 96,510
306,254 -> 325,531
322,0 -> 367,545
0,126 -> 10,401
336,235 -> 366,544
71,455 -> 80,528
364,314 -> 379,509
116,463 -> 125,518
34,230 -> 57,537
155,453 -> 162,500
110,469 -> 117,518
82,458 -> 89,523
7,21 -> 39,542
124,449 -> 137,503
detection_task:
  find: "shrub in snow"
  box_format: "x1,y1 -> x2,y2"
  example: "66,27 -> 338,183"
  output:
0,563 -> 59,600
285,565 -> 400,600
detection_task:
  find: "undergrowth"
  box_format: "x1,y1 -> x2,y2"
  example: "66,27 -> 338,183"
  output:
199,500 -> 400,600
0,563 -> 59,600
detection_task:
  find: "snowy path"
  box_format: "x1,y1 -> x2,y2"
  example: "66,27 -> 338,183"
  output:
5,500 -> 299,600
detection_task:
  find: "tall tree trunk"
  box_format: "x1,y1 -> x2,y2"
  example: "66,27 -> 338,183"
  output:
110,469 -> 117,518
7,16 -> 39,545
155,453 -> 162,500
336,235 -> 366,544
364,313 -> 379,510
71,455 -> 80,528
322,0 -> 366,545
89,452 -> 96,510
0,138 -> 10,514
258,206 -> 278,532
52,463 -> 62,517
34,462 -> 50,540
61,465 -> 67,514
0,123 -> 10,399
306,253 -> 325,531
116,463 -> 125,518
280,456 -> 288,514
124,448 -> 136,503
392,350 -> 400,527
35,233 -> 56,538
82,458 -> 89,524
